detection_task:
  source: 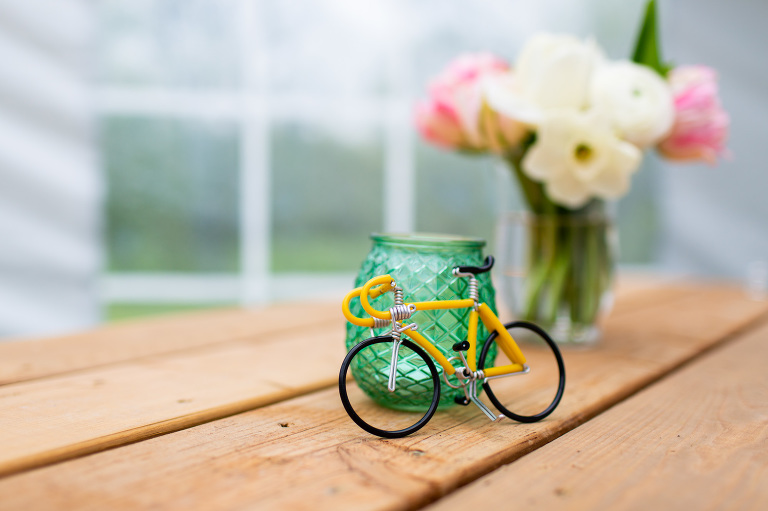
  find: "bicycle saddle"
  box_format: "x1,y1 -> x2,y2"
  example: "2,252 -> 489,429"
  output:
455,255 -> 494,275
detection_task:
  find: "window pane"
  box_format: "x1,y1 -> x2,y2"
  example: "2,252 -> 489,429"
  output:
415,142 -> 506,247
97,0 -> 240,88
264,0 -> 392,96
271,121 -> 384,272
103,117 -> 240,272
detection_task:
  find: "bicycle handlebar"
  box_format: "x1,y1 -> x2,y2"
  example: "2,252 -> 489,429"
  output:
343,259 -> 494,328
359,275 -> 396,320
340,275 -> 395,327
455,255 -> 494,275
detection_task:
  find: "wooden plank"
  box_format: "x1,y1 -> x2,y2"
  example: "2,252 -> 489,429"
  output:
610,277 -> 696,317
0,302 -> 339,386
0,282 -> 717,478
425,318 -> 768,511
0,323 -> 346,477
610,285 -> 762,341
0,279 -> 708,387
0,282 -> 703,477
0,286 -> 764,510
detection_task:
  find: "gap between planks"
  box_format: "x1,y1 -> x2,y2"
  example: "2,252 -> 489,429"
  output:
0,323 -> 346,478
424,315 -> 768,511
0,286 -> 765,510
0,282 -> 705,479
0,278 -> 705,387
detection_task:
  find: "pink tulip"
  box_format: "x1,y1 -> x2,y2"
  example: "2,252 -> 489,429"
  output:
415,53 -> 511,150
658,66 -> 729,164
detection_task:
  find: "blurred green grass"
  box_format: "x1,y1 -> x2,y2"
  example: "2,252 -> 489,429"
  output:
106,303 -> 231,322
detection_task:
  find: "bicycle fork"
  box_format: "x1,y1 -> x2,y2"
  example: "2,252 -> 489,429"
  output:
387,339 -> 402,392
386,323 -> 417,391
385,288 -> 418,393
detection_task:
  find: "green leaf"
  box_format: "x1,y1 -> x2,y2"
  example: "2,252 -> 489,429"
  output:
631,0 -> 671,76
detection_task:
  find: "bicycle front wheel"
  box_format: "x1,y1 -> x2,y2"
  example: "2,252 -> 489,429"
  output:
479,321 -> 565,423
339,336 -> 440,438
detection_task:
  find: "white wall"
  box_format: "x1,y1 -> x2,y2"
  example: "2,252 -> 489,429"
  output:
660,0 -> 768,281
0,1 -> 101,338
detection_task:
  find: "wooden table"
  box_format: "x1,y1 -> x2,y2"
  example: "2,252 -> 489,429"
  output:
1,280 -> 767,510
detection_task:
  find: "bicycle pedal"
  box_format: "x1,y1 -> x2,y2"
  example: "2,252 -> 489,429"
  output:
454,395 -> 470,406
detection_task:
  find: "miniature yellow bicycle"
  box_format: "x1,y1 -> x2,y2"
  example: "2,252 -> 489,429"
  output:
340,256 -> 565,438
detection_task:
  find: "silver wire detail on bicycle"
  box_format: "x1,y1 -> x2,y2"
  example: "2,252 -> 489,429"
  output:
452,269 -> 479,308
339,256 -> 567,438
385,283 -> 418,392
388,282 -> 417,335
440,355 -> 505,422
389,304 -> 414,322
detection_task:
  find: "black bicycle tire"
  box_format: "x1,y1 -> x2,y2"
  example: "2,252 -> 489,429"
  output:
338,336 -> 441,438
478,321 -> 565,423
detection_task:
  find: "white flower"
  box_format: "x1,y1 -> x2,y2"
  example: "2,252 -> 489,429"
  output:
590,61 -> 674,148
484,34 -> 603,125
523,110 -> 642,208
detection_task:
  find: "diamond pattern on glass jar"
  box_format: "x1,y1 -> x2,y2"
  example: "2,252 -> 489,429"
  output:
346,238 -> 498,410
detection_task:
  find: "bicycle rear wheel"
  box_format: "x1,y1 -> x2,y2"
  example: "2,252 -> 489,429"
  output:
339,336 -> 440,438
479,321 -> 565,423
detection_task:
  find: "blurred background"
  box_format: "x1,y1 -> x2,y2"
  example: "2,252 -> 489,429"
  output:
0,0 -> 765,338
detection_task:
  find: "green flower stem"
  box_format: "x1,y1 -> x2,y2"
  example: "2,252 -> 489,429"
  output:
579,222 -> 600,323
568,223 -> 584,325
505,152 -> 547,215
523,243 -> 549,320
544,230 -> 572,324
503,152 -> 611,338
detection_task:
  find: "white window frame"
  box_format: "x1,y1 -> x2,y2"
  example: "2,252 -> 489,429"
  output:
99,0 -> 414,305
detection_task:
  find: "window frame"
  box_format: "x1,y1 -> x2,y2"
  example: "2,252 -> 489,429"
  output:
98,0 -> 415,305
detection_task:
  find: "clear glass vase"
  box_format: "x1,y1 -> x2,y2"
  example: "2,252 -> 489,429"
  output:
346,233 -> 498,410
496,211 -> 617,346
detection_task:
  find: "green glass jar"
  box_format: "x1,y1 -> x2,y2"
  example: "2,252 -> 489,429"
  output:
345,233 -> 498,410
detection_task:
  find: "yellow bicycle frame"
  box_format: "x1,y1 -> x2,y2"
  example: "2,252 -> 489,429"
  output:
342,274 -> 527,379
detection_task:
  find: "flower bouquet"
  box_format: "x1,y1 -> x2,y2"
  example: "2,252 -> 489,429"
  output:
415,1 -> 728,344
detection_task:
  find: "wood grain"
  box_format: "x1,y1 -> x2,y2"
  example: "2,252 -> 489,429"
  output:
425,318 -> 768,511
0,302 -> 338,386
610,275 -> 694,317
0,323 -> 346,477
0,282 -> 701,478
0,286 -> 765,510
